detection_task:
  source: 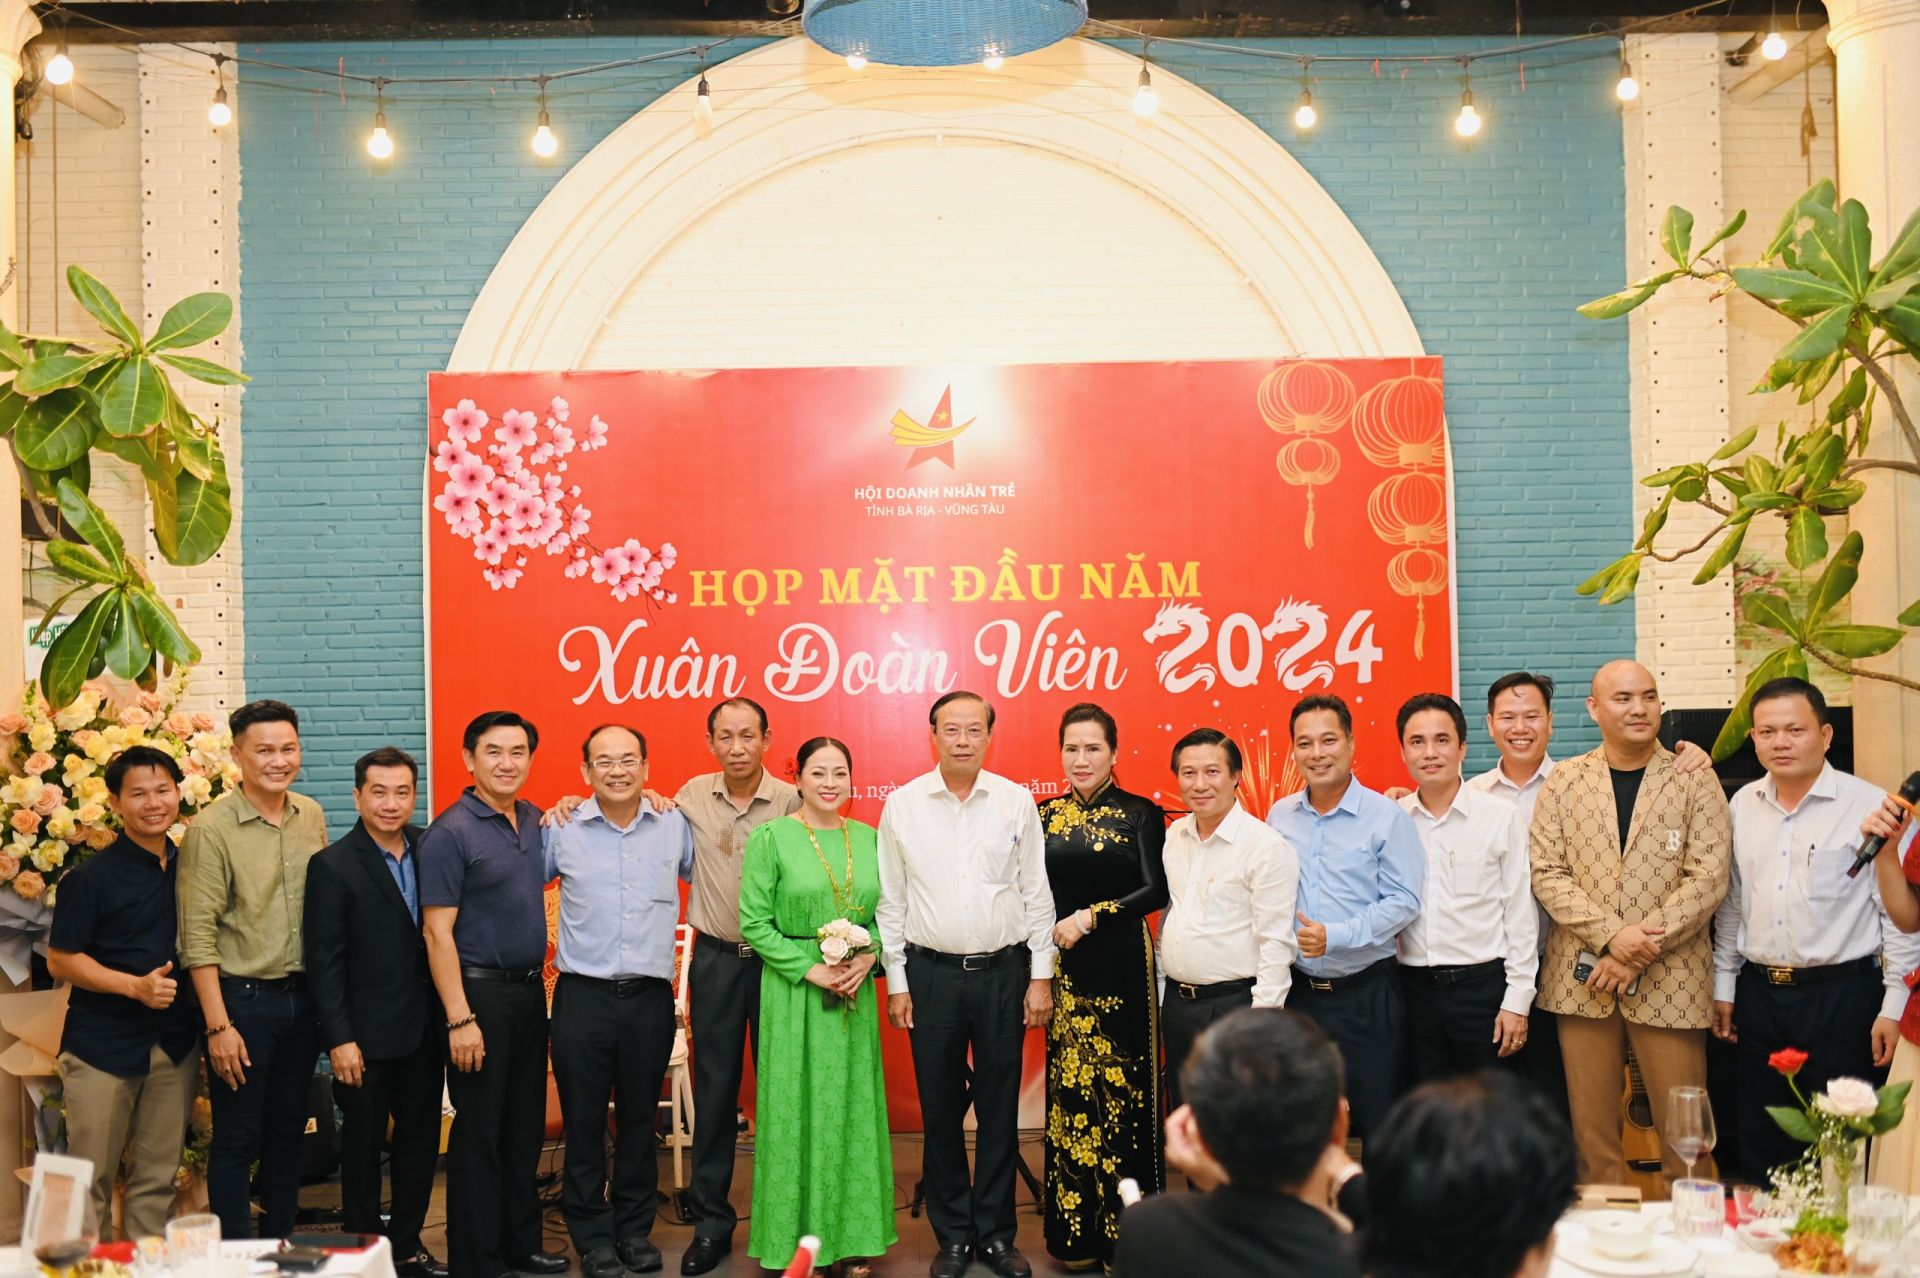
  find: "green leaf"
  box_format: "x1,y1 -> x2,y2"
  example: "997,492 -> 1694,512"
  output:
1832,198 -> 1873,296
1864,274 -> 1918,311
39,591 -> 116,709
1806,531 -> 1864,625
99,590 -> 152,681
12,389 -> 101,469
1734,265 -> 1856,308
1787,506 -> 1829,569
1643,464 -> 1691,488
1825,368 -> 1869,424
1662,205 -> 1695,267
1767,1103 -> 1820,1146
1754,359 -> 1800,394
1804,432 -> 1845,495
44,540 -> 121,586
1872,1081 -> 1913,1135
174,434 -> 214,482
1577,554 -> 1634,598
1740,491 -> 1797,512
155,353 -> 248,386
1636,491 -> 1674,550
1695,208 -> 1748,261
0,322 -> 28,371
1901,596 -> 1920,627
1714,643 -> 1809,759
1711,425 -> 1760,462
1884,294 -> 1920,350
147,293 -> 232,352
1578,278 -> 1668,320
1692,522 -> 1749,586
1811,624 -> 1906,659
128,589 -> 200,666
1673,475 -> 1707,504
151,460 -> 232,567
0,386 -> 30,439
65,266 -> 143,349
13,352 -> 112,396
1767,180 -> 1837,259
1742,590 -> 1801,637
55,478 -> 127,576
93,430 -> 167,483
98,357 -> 167,437
1777,305 -> 1854,363
1600,554 -> 1643,606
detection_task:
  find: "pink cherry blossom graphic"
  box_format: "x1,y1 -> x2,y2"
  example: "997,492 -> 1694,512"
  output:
432,398 -> 678,607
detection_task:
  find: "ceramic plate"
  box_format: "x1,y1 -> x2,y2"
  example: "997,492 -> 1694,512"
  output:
1559,1228 -> 1701,1277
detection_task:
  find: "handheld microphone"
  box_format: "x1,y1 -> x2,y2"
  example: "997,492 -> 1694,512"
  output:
1846,771 -> 1920,878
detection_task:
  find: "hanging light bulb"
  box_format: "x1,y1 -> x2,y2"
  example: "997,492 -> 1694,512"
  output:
366,83 -> 394,159
845,50 -> 867,71
44,35 -> 73,87
1294,87 -> 1317,130
694,72 -> 713,127
208,84 -> 233,127
1616,59 -> 1639,102
1133,64 -> 1158,117
1761,28 -> 1788,59
982,47 -> 1005,71
1454,87 -> 1482,137
530,79 -> 557,157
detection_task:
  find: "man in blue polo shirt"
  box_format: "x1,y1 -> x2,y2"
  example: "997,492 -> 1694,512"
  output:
420,711 -> 568,1278
546,724 -> 694,1278
1268,693 -> 1425,1137
48,745 -> 202,1240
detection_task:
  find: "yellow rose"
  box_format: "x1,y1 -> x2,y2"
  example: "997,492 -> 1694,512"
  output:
26,722 -> 55,752
1,775 -> 36,807
181,774 -> 214,808
61,753 -> 91,781
44,809 -> 76,841
166,823 -> 187,844
75,803 -> 105,826
83,735 -> 115,765
76,777 -> 108,804
51,704 -> 93,732
29,840 -> 65,872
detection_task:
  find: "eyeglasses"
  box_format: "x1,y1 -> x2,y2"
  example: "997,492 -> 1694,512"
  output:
589,756 -> 643,772
938,727 -> 988,742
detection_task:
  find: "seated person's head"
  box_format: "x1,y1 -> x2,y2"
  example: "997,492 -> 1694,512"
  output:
1361,1073 -> 1577,1278
1182,1007 -> 1347,1193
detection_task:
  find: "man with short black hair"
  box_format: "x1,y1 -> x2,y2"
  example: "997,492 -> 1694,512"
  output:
304,747 -> 446,1278
49,746 -> 201,1241
1711,676 -> 1915,1180
1113,1009 -> 1360,1278
1268,694 -> 1424,1136
421,711 -> 568,1278
178,699 -> 329,1238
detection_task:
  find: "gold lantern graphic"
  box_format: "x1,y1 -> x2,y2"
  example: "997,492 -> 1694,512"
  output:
1275,438 -> 1341,549
1258,362 -> 1357,548
1352,366 -> 1445,471
1367,470 -> 1449,659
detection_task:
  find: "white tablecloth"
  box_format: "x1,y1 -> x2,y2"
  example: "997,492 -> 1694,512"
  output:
1550,1203 -> 1742,1278
0,1234 -> 396,1278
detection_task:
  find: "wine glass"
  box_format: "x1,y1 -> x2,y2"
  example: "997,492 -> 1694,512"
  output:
1666,1085 -> 1717,1178
31,1185 -> 98,1278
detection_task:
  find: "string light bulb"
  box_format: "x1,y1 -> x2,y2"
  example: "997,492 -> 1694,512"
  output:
982,47 -> 1005,71
366,83 -> 394,159
530,79 -> 557,157
208,84 -> 232,127
845,50 -> 867,71
1454,87 -> 1482,137
1132,63 -> 1158,117
1615,58 -> 1639,101
1761,28 -> 1788,59
44,34 -> 73,87
694,56 -> 713,128
1294,87 -> 1317,130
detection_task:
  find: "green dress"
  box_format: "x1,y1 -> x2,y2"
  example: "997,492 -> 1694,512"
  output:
739,816 -> 898,1269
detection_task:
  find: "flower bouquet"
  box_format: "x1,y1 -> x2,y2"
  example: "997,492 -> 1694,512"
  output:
816,918 -> 877,1012
1762,1047 -> 1909,1270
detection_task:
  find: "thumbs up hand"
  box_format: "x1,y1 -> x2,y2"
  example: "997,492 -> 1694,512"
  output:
131,961 -> 177,1010
1296,912 -> 1328,959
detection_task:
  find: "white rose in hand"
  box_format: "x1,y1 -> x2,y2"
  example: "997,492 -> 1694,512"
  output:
846,923 -> 871,949
1819,1077 -> 1880,1119
820,935 -> 851,964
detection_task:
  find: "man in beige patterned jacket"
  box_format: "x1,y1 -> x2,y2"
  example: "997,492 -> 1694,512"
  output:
1530,660 -> 1732,1187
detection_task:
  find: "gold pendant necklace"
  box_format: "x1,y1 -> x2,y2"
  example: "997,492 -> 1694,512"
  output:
797,815 -> 855,917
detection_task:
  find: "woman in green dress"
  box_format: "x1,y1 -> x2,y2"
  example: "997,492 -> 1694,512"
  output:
738,736 -> 896,1277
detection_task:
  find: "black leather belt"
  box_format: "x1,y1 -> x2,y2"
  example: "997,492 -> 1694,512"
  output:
221,974 -> 303,991
461,965 -> 543,984
1292,956 -> 1397,994
559,972 -> 668,997
1169,976 -> 1256,1002
1742,956 -> 1880,988
694,933 -> 757,960
1401,958 -> 1504,986
907,942 -> 1024,972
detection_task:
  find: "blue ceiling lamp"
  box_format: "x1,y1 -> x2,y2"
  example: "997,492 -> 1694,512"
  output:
803,0 -> 1089,68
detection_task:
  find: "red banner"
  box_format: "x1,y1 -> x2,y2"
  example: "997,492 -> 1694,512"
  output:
426,358 -> 1453,1124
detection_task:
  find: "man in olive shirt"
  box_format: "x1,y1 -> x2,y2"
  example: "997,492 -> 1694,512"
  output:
178,700 -> 330,1239
677,698 -> 798,1276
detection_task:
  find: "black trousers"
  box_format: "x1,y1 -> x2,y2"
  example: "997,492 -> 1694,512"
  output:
551,974 -> 676,1254
906,948 -> 1028,1251
1520,1006 -> 1572,1124
1401,961 -> 1514,1084
686,939 -> 762,1242
208,977 -> 322,1239
1159,985 -> 1253,1113
445,977 -> 547,1278
335,1029 -> 444,1258
1729,961 -> 1886,1182
1288,960 -> 1405,1138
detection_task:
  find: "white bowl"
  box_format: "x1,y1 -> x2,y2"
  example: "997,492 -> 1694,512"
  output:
1586,1210 -> 1655,1259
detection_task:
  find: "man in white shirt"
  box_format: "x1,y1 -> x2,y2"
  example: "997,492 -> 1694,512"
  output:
1395,693 -> 1537,1084
878,691 -> 1055,1278
1710,676 -> 1916,1181
1159,728 -> 1299,1112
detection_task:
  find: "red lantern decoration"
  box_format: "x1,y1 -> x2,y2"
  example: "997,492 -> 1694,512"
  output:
1275,438 -> 1342,548
1352,369 -> 1445,470
1257,361 -> 1357,437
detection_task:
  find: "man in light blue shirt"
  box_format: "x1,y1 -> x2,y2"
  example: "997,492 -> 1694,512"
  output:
1267,693 -> 1424,1136
545,724 -> 695,1278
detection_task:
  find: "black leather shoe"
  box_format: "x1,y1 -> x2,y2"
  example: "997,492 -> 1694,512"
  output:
678,1236 -> 727,1276
395,1250 -> 450,1278
616,1237 -> 663,1274
975,1241 -> 1031,1278
580,1249 -> 625,1278
930,1243 -> 971,1278
509,1252 -> 571,1275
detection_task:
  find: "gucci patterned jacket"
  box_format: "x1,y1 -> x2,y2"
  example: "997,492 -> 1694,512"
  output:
1528,745 -> 1732,1029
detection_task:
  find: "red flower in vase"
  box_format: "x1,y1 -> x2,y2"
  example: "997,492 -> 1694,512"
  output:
1768,1047 -> 1810,1077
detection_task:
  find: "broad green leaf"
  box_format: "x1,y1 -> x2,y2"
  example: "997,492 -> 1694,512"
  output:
155,353 -> 248,386
1873,1082 -> 1914,1135
1741,590 -> 1801,637
1766,1104 -> 1820,1146
65,266 -> 142,349
1692,522 -> 1749,586
1787,506 -> 1829,569
39,591 -> 115,709
1884,294 -> 1920,350
1662,205 -> 1695,267
147,293 -> 232,352
13,352 -> 111,396
1711,425 -> 1759,462
100,590 -> 152,681
0,322 -> 27,371
1673,475 -> 1707,503
128,589 -> 200,666
1812,624 -> 1905,658
1874,207 -> 1920,286
1807,531 -> 1864,624
98,357 -> 167,437
0,386 -> 29,439
93,430 -> 167,483
1864,274 -> 1918,311
151,461 -> 233,567
1579,278 -> 1668,320
1695,208 -> 1748,261
1578,553 -> 1635,598
1766,180 -> 1836,260
1754,359 -> 1800,394
1636,491 -> 1674,550
1797,202 -> 1847,285
12,389 -> 101,469
1832,198 -> 1873,296
1739,491 -> 1796,512
44,540 -> 120,586
55,478 -> 127,576
1899,596 -> 1920,627
1804,432 -> 1845,495
1816,479 -> 1868,510
1600,554 -> 1643,605
1643,464 -> 1691,488
1825,368 -> 1869,424
174,434 -> 215,482
1714,470 -> 1752,500
1713,644 -> 1809,759
1746,455 -> 1780,492
1734,266 -> 1855,309
1776,305 -> 1854,363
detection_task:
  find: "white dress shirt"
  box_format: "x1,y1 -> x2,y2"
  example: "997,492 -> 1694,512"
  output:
1160,803 -> 1299,1007
1712,763 -> 1917,1021
1397,785 -> 1539,1016
876,767 -> 1055,991
1468,756 -> 1554,953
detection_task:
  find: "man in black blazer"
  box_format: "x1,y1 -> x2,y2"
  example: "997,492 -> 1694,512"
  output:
304,748 -> 447,1278
1114,1009 -> 1360,1278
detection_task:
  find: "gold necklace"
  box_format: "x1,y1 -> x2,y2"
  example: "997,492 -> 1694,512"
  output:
796,814 -> 856,918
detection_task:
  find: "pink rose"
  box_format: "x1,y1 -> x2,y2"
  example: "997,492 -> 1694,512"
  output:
191,714 -> 216,733
165,713 -> 195,738
22,752 -> 55,777
12,871 -> 46,900
9,810 -> 40,836
119,706 -> 153,729
0,713 -> 27,734
84,827 -> 116,850
137,692 -> 164,713
71,729 -> 100,747
31,786 -> 63,816
0,853 -> 17,882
